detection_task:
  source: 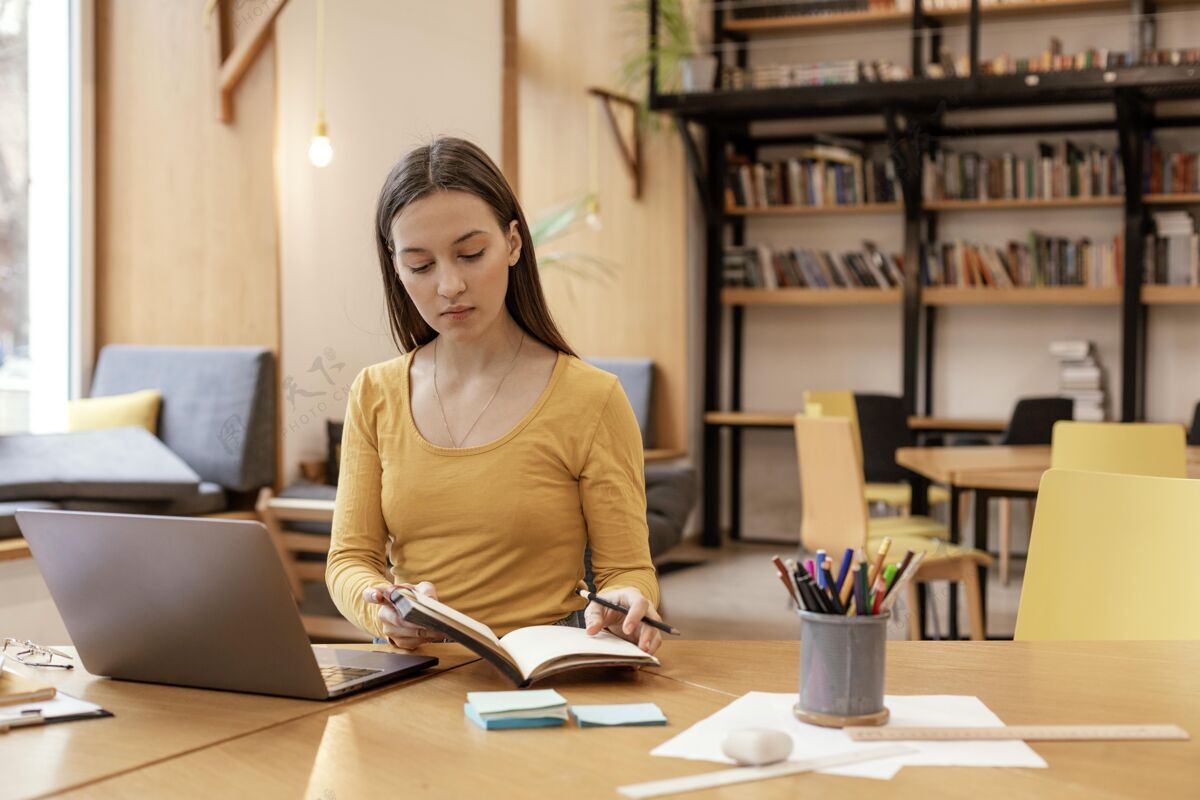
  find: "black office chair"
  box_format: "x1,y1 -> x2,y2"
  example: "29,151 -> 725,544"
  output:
992,396 -> 1074,583
1188,402 -> 1200,447
1000,397 -> 1075,445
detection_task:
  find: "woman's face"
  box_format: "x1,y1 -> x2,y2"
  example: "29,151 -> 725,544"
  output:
390,189 -> 521,342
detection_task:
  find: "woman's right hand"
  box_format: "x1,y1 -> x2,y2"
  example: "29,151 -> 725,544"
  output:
362,581 -> 444,649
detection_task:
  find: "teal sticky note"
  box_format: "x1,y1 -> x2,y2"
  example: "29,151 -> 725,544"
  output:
466,689 -> 567,715
464,703 -> 566,730
569,703 -> 668,727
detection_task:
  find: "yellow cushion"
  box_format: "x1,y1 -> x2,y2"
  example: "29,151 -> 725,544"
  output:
868,515 -> 945,538
867,534 -> 991,566
67,389 -> 162,435
865,482 -> 950,508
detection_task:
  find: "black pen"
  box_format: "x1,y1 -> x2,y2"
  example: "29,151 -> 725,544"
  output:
576,589 -> 681,636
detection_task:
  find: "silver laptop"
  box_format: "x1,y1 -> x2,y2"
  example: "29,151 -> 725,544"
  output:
16,509 -> 437,700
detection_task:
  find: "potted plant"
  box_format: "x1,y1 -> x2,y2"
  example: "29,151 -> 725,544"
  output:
620,0 -> 716,97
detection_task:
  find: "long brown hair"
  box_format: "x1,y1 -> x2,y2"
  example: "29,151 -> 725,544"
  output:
374,137 -> 576,357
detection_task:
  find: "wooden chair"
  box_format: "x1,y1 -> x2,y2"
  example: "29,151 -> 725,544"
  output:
256,487 -> 370,642
1050,421 -> 1188,477
1016,469 -> 1200,640
793,415 -> 992,640
803,389 -> 951,517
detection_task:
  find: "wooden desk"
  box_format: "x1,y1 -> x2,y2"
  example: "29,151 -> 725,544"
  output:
37,640 -> 1199,799
0,645 -> 479,800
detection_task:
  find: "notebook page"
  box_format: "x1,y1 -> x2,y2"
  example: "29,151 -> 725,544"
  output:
395,589 -> 502,647
498,626 -> 657,680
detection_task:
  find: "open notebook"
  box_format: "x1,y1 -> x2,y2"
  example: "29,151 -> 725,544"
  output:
390,588 -> 659,688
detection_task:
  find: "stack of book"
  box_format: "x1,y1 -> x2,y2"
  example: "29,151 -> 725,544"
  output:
724,242 -> 904,289
1050,340 -> 1107,422
727,0 -> 904,21
719,59 -> 910,91
921,234 -> 1123,288
1145,142 -> 1200,195
726,145 -> 899,208
923,140 -> 1124,202
1144,211 -> 1199,286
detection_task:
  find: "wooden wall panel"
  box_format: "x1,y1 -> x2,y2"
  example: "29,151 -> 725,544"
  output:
516,1 -> 690,453
94,0 -> 278,354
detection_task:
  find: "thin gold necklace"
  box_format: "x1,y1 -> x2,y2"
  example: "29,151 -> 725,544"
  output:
432,332 -> 525,448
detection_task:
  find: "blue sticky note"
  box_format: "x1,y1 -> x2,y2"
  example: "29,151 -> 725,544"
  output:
464,703 -> 566,730
569,703 -> 668,727
466,689 -> 567,715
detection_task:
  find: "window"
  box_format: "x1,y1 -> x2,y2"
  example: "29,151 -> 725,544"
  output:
0,0 -> 76,434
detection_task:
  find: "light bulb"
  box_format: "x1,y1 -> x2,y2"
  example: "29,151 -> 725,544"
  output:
585,195 -> 602,231
308,117 -> 333,167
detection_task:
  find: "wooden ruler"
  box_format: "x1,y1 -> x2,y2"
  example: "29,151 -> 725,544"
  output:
616,745 -> 916,799
845,724 -> 1189,742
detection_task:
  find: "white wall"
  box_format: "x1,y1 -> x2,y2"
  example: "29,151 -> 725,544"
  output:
275,0 -> 502,482
713,11 -> 1200,540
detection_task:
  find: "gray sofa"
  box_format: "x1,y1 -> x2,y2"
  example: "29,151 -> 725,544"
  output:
0,345 -> 276,538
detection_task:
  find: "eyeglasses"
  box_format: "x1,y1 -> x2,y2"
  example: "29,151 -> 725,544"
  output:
2,638 -> 74,669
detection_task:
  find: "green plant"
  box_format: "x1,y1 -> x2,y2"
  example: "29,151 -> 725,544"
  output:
529,193 -> 618,304
618,0 -> 700,112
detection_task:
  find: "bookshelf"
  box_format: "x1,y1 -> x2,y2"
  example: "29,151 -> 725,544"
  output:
646,0 -> 1200,546
721,0 -> 1138,33
721,287 -> 903,305
923,197 -> 1124,211
922,287 -> 1124,305
725,202 -> 902,216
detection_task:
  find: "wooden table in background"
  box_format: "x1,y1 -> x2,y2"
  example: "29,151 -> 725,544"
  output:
895,445 -> 1200,639
5,641 -> 1197,799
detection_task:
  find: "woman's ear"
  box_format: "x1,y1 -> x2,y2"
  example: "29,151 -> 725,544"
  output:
507,219 -> 522,267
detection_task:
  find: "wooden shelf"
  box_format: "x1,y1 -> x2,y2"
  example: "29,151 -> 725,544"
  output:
722,0 -> 1130,35
923,286 -> 1123,305
705,411 -> 1007,432
723,8 -> 911,33
1142,285 -> 1200,304
721,287 -> 902,306
726,203 -> 902,216
924,197 -> 1123,211
1145,193 -> 1200,205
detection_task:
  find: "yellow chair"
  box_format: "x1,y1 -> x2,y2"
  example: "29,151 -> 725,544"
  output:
794,415 -> 992,640
1050,421 -> 1187,477
1015,469 -> 1200,640
804,389 -> 951,515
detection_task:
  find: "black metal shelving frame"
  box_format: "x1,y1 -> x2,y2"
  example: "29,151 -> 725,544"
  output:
648,0 -> 1200,547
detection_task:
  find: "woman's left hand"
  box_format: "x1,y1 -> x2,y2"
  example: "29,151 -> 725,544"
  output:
583,587 -> 663,656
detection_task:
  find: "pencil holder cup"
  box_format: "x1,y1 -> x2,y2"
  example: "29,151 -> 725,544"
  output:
794,610 -> 889,728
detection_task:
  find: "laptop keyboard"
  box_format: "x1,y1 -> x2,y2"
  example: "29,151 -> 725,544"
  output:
320,665 -> 381,688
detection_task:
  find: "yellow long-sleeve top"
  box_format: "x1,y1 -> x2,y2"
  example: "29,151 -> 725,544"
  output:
326,347 -> 660,639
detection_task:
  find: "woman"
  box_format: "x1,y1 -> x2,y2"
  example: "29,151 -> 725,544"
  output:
326,137 -> 663,655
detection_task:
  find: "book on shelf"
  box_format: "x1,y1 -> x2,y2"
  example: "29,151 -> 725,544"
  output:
390,588 -> 658,688
726,144 -> 898,209
1145,140 -> 1200,196
1144,211 -> 1200,286
1050,340 -> 1108,421
920,233 -> 1123,288
923,139 -> 1124,203
724,242 -> 903,289
719,58 -> 910,91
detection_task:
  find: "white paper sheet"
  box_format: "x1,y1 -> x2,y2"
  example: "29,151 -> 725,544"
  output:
650,693 -> 1048,780
2,690 -> 106,720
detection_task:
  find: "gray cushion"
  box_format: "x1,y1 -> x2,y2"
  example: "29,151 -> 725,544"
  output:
0,500 -> 61,539
90,345 -> 276,492
584,358 -> 654,447
59,481 -> 227,516
646,465 -> 696,557
0,427 -> 201,502
279,479 -> 337,535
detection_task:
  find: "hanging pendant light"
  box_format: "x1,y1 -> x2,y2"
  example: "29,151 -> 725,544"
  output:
307,0 -> 332,167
